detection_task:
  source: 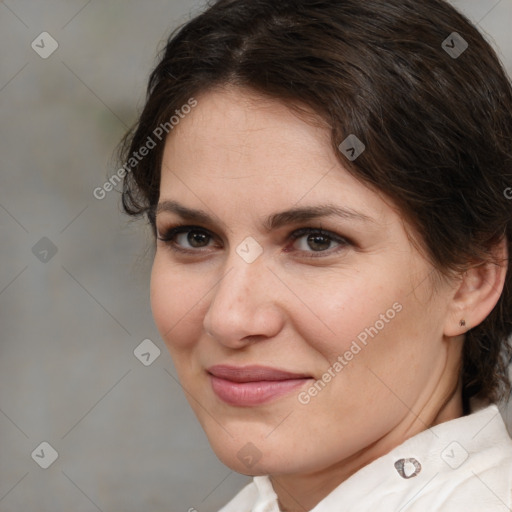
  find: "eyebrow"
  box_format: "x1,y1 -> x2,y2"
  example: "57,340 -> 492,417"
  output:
155,200 -> 375,230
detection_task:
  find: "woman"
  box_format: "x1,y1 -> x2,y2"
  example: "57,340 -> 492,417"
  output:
118,0 -> 512,510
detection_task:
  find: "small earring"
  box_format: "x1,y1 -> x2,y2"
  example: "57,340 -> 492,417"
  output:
459,319 -> 466,327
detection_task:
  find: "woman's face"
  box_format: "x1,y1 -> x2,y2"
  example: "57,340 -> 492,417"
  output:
151,87 -> 461,476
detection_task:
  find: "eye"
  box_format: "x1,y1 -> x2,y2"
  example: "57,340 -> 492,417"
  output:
157,225 -> 217,252
288,228 -> 349,256
156,224 -> 350,258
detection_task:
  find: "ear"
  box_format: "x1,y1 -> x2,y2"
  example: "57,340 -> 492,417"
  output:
444,237 -> 508,337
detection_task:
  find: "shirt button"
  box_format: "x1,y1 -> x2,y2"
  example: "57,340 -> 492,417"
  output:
394,457 -> 422,479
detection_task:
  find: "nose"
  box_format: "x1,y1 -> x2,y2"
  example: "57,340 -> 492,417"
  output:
202,256 -> 285,349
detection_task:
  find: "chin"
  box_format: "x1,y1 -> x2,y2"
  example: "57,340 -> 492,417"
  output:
204,430 -> 314,477
215,447 -> 286,476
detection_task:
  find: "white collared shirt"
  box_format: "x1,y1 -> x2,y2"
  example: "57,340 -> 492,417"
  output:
219,403 -> 512,511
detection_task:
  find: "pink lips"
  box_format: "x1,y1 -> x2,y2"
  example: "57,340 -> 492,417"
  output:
207,365 -> 312,406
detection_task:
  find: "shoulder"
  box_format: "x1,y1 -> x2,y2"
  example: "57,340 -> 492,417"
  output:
396,403 -> 512,511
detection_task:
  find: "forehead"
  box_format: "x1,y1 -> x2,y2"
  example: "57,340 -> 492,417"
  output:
159,87 -> 392,225
163,87 -> 331,175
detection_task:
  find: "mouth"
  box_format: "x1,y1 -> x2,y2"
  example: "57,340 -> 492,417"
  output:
207,365 -> 313,406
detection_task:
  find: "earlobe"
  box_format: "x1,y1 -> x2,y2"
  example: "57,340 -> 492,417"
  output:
444,238 -> 508,337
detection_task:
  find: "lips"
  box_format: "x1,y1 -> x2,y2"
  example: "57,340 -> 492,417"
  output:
207,365 -> 312,406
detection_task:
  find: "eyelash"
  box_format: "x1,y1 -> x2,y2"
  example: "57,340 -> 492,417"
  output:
156,224 -> 351,259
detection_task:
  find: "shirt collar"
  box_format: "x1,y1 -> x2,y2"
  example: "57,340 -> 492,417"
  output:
244,404 -> 512,512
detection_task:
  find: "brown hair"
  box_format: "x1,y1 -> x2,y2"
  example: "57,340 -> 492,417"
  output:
119,0 -> 512,408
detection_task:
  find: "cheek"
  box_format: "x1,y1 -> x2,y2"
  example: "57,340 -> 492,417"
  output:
313,287 -> 439,412
289,260 -> 437,397
285,267 -> 401,361
150,255 -> 205,352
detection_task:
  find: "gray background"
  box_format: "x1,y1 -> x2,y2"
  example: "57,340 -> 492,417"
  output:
0,1 -> 511,511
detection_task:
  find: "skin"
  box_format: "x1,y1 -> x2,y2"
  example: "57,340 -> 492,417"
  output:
150,86 -> 507,511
